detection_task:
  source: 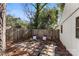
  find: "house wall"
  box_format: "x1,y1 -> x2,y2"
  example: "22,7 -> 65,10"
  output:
59,3 -> 79,56
59,3 -> 79,24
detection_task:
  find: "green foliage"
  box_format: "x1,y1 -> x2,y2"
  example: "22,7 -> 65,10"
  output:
24,3 -> 61,29
57,3 -> 65,12
37,7 -> 58,29
6,15 -> 28,29
32,3 -> 48,29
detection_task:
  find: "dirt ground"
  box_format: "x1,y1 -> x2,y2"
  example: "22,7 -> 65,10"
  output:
5,38 -> 54,56
0,37 -> 71,56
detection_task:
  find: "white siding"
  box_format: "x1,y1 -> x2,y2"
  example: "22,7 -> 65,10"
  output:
60,3 -> 79,56
60,3 -> 79,24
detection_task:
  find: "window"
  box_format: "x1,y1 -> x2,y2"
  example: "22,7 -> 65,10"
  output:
76,17 -> 79,38
61,25 -> 63,33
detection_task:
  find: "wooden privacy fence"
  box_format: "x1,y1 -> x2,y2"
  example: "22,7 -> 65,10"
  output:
6,28 -> 31,42
6,28 -> 59,42
32,29 -> 59,40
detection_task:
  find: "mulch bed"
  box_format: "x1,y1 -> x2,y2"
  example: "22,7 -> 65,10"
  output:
53,38 -> 72,56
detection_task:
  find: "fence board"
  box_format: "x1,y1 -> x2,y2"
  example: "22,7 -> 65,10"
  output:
32,29 -> 59,40
6,28 -> 59,42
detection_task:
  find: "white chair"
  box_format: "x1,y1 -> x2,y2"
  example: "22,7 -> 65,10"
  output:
42,35 -> 47,41
33,35 -> 37,40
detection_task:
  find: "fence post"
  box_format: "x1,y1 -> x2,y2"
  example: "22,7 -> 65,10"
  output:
2,3 -> 6,52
